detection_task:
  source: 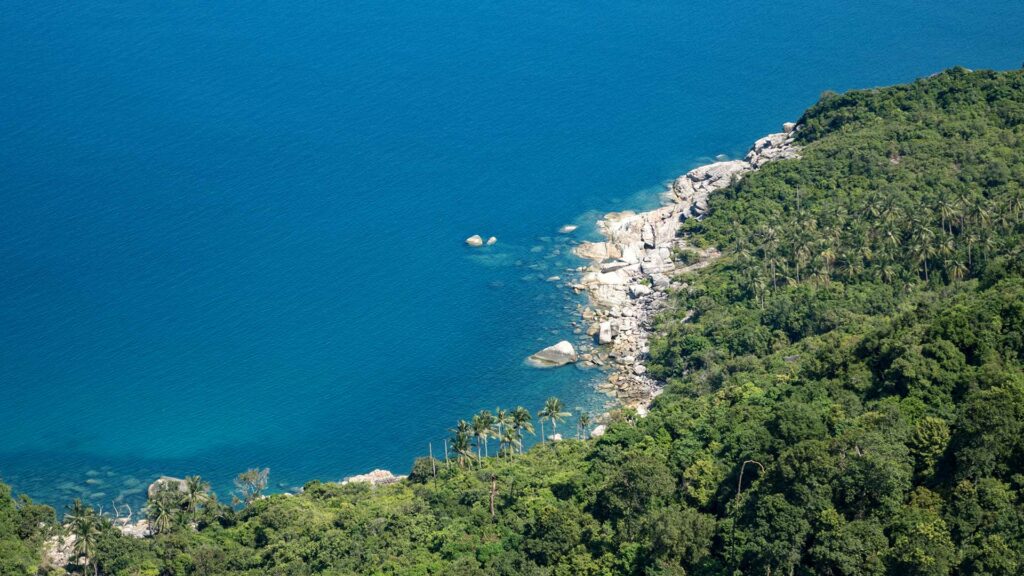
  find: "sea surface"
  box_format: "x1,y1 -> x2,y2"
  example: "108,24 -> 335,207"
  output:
2,1 -> 1023,508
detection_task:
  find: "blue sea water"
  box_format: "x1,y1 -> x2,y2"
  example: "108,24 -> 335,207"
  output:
2,1 -> 1023,507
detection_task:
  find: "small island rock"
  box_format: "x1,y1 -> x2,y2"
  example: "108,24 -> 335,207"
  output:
465,235 -> 484,247
486,236 -> 497,246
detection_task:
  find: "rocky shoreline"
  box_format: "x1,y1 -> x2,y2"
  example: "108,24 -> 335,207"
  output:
567,123 -> 801,413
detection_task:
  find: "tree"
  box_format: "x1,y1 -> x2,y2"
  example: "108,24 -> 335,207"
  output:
887,490 -> 955,576
183,475 -> 211,521
145,485 -> 181,535
450,420 -> 474,467
511,407 -> 534,453
471,411 -> 495,459
65,499 -> 104,576
577,411 -> 591,440
232,468 -> 269,506
499,428 -> 521,458
538,397 -> 570,441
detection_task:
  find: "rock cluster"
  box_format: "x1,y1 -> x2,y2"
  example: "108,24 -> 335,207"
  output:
571,124 -> 801,411
341,469 -> 406,486
465,234 -> 497,247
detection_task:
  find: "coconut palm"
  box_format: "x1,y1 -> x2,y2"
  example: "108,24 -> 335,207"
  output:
538,397 -> 571,441
449,420 -> 474,468
145,486 -> 182,535
511,407 -> 534,454
66,499 -> 104,576
184,475 -> 210,521
500,428 -> 522,458
472,410 -> 495,458
494,407 -> 512,440
947,258 -> 969,283
577,411 -> 592,440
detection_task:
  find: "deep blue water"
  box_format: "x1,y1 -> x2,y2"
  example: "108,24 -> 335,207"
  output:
2,1 -> 1022,508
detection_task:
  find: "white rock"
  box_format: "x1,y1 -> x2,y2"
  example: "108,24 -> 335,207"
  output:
486,236 -> 497,246
783,121 -> 796,133
650,273 -> 670,289
633,364 -> 647,375
598,321 -> 613,344
641,222 -> 656,248
558,224 -> 578,234
342,469 -> 405,486
465,235 -> 484,247
527,340 -> 578,367
590,424 -> 607,438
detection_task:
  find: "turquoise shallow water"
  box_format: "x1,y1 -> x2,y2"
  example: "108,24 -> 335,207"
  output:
2,1 -> 1023,507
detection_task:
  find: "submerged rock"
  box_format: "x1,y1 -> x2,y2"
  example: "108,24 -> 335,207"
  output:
558,224 -> 578,234
486,236 -> 497,246
465,235 -> 484,247
527,340 -> 578,367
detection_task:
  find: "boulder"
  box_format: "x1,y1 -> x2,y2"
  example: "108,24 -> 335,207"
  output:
527,341 -> 578,367
783,121 -> 796,133
342,469 -> 405,486
600,259 -> 632,272
465,235 -> 484,247
641,222 -> 656,248
558,224 -> 578,234
147,476 -> 187,500
590,424 -> 607,438
598,321 -> 613,344
486,236 -> 497,246
650,273 -> 671,289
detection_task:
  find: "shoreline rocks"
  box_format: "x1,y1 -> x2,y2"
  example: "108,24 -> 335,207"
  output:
342,469 -> 405,486
569,123 -> 801,412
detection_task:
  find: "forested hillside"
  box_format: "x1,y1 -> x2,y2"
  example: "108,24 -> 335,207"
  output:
3,67 -> 1023,576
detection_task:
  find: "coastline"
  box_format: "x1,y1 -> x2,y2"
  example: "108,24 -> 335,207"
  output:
567,124 -> 802,415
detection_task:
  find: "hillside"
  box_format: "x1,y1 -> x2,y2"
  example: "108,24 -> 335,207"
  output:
3,67 -> 1023,576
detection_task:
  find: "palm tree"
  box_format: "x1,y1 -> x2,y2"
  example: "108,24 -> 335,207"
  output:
472,411 -> 495,458
145,485 -> 183,535
184,475 -> 210,521
450,420 -> 474,468
538,397 -> 571,441
66,499 -> 103,576
577,411 -> 592,440
819,247 -> 836,278
946,258 -> 969,283
511,407 -> 534,454
499,428 -> 522,458
494,408 -> 512,441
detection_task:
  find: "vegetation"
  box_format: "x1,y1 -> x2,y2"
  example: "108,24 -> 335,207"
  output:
0,483 -> 54,575
2,66 -> 1023,575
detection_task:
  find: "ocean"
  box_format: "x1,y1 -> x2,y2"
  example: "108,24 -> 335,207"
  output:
2,0 -> 1022,507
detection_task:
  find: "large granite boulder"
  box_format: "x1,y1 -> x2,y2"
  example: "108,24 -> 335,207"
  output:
527,341 -> 578,367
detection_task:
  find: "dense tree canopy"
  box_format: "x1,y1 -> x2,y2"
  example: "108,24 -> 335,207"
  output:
4,67 -> 1023,575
